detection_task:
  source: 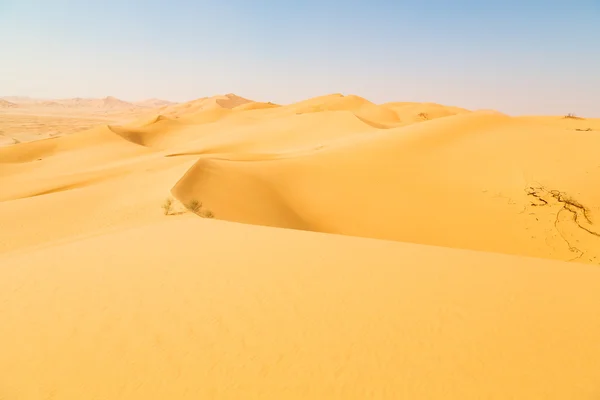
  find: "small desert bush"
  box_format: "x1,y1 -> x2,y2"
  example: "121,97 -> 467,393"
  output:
161,198 -> 173,215
417,112 -> 429,120
564,113 -> 584,120
163,197 -> 215,218
186,199 -> 215,218
186,199 -> 202,213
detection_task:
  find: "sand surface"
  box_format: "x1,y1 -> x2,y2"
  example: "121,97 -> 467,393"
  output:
1,93 -> 599,398
0,96 -> 174,145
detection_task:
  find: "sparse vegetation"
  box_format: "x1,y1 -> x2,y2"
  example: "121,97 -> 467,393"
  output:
161,198 -> 173,215
186,199 -> 202,213
161,197 -> 214,217
575,128 -> 593,132
564,113 -> 584,120
417,112 -> 430,120
160,198 -> 215,218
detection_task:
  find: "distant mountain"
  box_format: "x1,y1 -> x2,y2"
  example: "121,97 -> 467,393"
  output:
0,99 -> 18,108
2,96 -> 134,110
46,96 -> 137,110
1,96 -> 46,104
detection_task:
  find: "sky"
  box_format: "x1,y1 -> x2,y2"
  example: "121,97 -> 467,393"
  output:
1,0 -> 599,116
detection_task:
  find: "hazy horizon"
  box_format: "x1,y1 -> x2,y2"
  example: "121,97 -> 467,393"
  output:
2,0 -> 599,116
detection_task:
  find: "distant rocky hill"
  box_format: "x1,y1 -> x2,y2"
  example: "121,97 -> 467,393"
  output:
0,99 -> 18,108
0,96 -> 177,111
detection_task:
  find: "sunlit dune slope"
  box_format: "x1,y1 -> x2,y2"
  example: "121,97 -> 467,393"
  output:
106,108 -> 385,152
171,111 -> 600,263
104,93 -> 469,152
1,218 -> 599,399
515,115 -> 600,132
381,101 -> 471,123
147,93 -> 467,126
0,125 -> 149,165
233,101 -> 280,111
157,93 -> 252,118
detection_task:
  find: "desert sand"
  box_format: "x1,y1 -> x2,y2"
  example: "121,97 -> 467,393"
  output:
0,96 -> 175,146
1,93 -> 599,398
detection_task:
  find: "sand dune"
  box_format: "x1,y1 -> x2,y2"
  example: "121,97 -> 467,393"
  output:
1,218 -> 600,399
3,94 -> 599,263
1,92 -> 600,398
157,93 -> 253,118
170,110 -> 600,263
381,101 -> 471,123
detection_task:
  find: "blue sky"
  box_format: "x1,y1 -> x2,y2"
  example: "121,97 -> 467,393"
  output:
1,0 -> 599,115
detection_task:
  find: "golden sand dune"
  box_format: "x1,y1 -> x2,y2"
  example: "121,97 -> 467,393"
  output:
1,93 -> 600,398
1,218 -> 599,399
157,93 -> 252,118
2,94 -> 599,263
233,100 -> 280,111
382,101 -> 471,123
171,110 -> 600,263
285,94 -> 402,126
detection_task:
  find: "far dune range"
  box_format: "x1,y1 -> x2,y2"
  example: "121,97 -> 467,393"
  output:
1,92 -> 600,398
